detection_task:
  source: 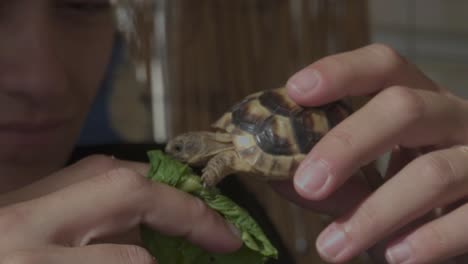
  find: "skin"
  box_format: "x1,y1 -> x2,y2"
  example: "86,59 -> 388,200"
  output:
165,132 -> 233,166
165,132 -> 245,185
0,0 -> 241,262
0,0 -> 114,193
7,2 -> 464,262
274,43 -> 468,263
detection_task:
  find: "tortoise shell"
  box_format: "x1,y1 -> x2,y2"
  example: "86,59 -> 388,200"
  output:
212,87 -> 351,179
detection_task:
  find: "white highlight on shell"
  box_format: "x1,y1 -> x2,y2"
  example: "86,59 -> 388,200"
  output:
237,135 -> 253,148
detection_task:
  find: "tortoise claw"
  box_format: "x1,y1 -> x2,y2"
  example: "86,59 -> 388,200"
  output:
201,170 -> 218,187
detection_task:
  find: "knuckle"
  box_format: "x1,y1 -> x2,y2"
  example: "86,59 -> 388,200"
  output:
316,55 -> 352,78
96,168 -> 149,193
365,43 -> 407,69
2,251 -> 42,264
317,55 -> 343,69
411,225 -> 448,254
0,206 -> 28,234
78,154 -> 117,172
352,201 -> 381,234
379,86 -> 426,123
189,197 -> 210,222
325,127 -> 355,149
420,153 -> 458,191
118,245 -> 154,264
189,197 -> 208,217
182,198 -> 217,239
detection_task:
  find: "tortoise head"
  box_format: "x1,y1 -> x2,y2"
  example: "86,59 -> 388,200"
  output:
165,132 -> 232,166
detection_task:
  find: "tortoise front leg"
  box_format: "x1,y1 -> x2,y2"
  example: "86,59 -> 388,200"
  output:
201,150 -> 249,186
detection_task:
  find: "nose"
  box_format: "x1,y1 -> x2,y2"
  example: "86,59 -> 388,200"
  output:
0,5 -> 68,106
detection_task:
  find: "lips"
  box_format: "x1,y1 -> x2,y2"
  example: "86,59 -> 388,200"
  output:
0,118 -> 70,146
0,120 -> 62,130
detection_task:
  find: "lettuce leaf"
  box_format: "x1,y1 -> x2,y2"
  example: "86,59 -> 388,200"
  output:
141,150 -> 278,264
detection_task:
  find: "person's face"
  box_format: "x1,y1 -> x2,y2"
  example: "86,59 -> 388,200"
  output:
0,0 -> 115,179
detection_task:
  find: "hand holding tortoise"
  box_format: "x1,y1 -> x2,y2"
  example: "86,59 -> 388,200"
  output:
166,44 -> 468,264
285,44 -> 468,264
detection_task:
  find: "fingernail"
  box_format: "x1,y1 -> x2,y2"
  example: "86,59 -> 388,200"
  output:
295,159 -> 330,197
386,241 -> 412,264
287,68 -> 321,95
227,222 -> 241,239
317,224 -> 349,259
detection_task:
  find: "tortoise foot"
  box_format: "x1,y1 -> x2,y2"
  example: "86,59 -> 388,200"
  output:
201,151 -> 240,187
201,168 -> 220,187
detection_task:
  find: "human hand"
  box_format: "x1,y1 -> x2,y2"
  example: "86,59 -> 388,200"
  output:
0,155 -> 241,263
278,44 -> 468,263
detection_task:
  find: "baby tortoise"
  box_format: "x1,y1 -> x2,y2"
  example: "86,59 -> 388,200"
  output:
165,87 -> 352,186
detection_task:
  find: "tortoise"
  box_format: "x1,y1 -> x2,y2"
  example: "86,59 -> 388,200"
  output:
165,87 -> 352,186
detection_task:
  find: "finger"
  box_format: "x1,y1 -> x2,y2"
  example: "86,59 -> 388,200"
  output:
286,43 -> 440,106
24,168 -> 241,253
386,203 -> 468,264
271,174 -> 371,217
366,211 -> 437,264
386,147 -> 420,179
0,155 -> 149,206
314,146 -> 468,263
56,155 -> 150,184
1,244 -> 156,264
294,87 -> 467,200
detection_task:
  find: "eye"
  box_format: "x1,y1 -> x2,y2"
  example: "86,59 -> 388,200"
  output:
56,0 -> 111,14
173,144 -> 183,153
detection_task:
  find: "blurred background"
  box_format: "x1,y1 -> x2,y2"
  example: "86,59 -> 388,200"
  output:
78,1 -> 468,263
370,0 -> 468,99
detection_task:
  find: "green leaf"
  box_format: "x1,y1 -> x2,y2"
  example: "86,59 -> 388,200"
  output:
141,150 -> 278,264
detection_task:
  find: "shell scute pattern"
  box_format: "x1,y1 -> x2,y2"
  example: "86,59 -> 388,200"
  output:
258,89 -> 302,116
255,114 -> 300,155
216,87 -> 350,179
291,108 -> 329,153
212,112 -> 234,132
231,97 -> 271,134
